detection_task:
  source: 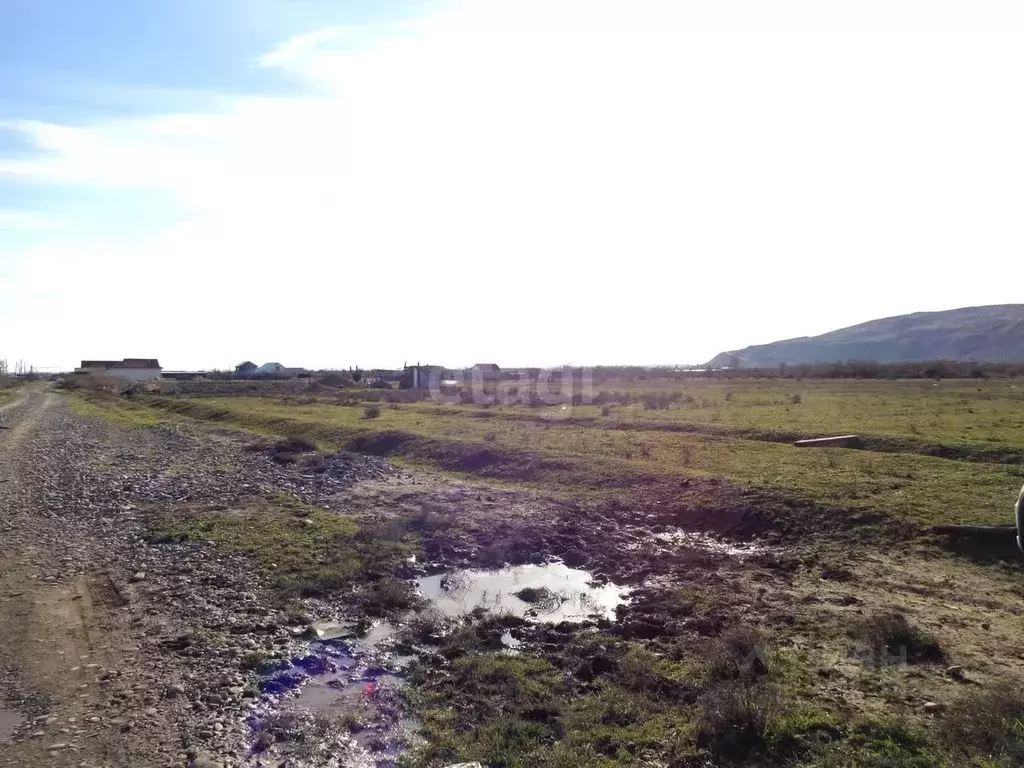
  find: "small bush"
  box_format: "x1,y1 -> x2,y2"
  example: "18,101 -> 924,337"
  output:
640,392 -> 673,410
61,373 -> 124,394
363,576 -> 417,616
399,609 -> 450,645
316,372 -> 355,388
850,611 -> 945,665
600,405 -> 613,417
705,625 -> 770,682
272,436 -> 318,454
790,393 -> 802,405
363,405 -> 381,420
940,681 -> 1024,762
696,680 -> 779,760
302,454 -> 330,473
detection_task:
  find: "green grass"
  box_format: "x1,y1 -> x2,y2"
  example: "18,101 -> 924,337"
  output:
67,391 -> 176,428
151,492 -> 417,607
132,387 -> 1024,531
0,381 -> 24,405
404,620 -> 954,768
581,379 -> 1024,449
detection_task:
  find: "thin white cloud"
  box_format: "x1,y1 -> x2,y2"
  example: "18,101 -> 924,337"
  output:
1,0 -> 1023,369
0,210 -> 52,231
255,24 -> 394,71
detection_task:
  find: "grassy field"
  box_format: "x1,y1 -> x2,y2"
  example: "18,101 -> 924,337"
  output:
65,378 -> 1024,767
120,378 -> 1024,533
578,378 -> 1024,447
0,381 -> 21,406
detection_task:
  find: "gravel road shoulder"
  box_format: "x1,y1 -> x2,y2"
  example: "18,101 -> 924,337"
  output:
0,388 -> 411,767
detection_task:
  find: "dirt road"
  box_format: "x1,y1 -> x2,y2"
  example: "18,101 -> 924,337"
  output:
0,387 -> 375,767
0,388 -> 184,765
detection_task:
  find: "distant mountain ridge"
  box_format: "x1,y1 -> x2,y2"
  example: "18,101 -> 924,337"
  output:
707,305 -> 1024,368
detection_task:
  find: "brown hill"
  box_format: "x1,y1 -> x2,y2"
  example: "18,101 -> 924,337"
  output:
707,305 -> 1024,368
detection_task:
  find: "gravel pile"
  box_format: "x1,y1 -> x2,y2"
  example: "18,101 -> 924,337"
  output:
105,426 -> 400,508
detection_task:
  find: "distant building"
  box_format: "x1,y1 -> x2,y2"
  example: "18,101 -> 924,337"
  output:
471,363 -> 501,381
372,369 -> 406,384
234,361 -> 258,377
75,359 -> 162,382
402,364 -> 447,389
253,362 -> 305,378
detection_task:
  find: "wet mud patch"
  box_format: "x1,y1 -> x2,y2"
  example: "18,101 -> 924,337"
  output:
0,703 -> 24,743
647,528 -> 768,557
246,632 -> 416,768
242,559 -> 632,765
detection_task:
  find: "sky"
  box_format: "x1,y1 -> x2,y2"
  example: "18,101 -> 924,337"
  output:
1,0 -> 1022,372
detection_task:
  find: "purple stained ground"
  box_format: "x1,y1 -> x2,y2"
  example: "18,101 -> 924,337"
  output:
247,636 -> 413,765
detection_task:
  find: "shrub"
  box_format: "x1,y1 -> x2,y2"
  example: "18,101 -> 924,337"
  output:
600,405 -> 613,417
705,625 -> 770,682
641,392 -> 672,410
60,373 -> 124,394
696,680 -> 779,760
940,682 -> 1024,762
849,610 -> 945,665
302,454 -> 330,474
363,577 -> 417,616
790,393 -> 802,405
272,436 -> 317,454
316,372 -> 355,388
398,608 -> 450,645
363,405 -> 381,420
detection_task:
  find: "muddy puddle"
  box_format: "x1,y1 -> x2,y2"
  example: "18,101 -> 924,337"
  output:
0,703 -> 24,743
245,628 -> 415,768
417,561 -> 628,623
245,562 -> 624,765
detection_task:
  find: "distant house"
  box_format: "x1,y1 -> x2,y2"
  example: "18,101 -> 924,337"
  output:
234,361 -> 257,377
75,359 -> 162,382
253,362 -> 305,379
471,363 -> 501,381
402,364 -> 447,390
